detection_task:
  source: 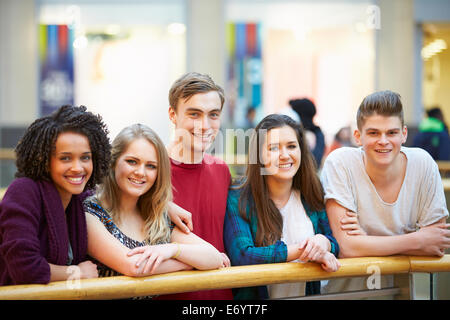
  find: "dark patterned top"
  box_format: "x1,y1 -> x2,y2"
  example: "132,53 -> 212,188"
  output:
83,195 -> 172,299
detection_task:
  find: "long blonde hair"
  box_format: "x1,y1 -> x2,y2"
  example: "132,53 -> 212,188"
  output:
97,124 -> 172,244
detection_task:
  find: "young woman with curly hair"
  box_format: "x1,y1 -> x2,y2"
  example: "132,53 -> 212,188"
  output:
0,105 -> 111,285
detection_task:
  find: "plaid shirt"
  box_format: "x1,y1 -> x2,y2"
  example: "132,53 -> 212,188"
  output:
224,188 -> 339,299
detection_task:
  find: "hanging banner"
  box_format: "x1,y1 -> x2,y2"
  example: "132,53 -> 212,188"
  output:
39,24 -> 74,116
226,22 -> 263,128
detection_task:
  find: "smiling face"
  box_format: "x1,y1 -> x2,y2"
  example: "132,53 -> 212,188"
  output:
50,131 -> 93,208
169,91 -> 222,161
261,125 -> 301,183
114,138 -> 158,203
354,114 -> 407,168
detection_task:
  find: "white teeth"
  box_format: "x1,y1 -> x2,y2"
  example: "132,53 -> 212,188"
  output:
376,150 -> 390,153
279,164 -> 292,168
194,134 -> 211,139
129,178 -> 145,184
67,176 -> 83,182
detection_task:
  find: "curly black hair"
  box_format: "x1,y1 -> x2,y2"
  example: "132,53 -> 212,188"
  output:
15,105 -> 111,190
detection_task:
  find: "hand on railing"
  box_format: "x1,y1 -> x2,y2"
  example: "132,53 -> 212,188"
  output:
49,260 -> 99,282
77,260 -> 99,279
1,255 -> 449,300
412,223 -> 450,256
220,252 -> 231,268
317,251 -> 341,272
298,234 -> 330,262
294,234 -> 341,272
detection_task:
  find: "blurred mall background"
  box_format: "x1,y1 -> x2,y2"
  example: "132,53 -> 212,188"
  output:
1,0 -> 450,177
1,0 -> 449,182
0,0 -> 449,299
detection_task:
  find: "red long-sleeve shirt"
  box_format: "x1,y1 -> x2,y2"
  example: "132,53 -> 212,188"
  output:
156,154 -> 233,300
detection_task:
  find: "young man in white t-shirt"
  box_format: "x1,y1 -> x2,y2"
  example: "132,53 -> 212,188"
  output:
321,90 -> 450,294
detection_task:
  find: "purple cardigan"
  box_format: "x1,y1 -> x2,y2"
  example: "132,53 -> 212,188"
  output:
0,177 -> 89,285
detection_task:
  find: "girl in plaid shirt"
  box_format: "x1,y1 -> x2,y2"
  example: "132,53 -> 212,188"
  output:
224,114 -> 340,299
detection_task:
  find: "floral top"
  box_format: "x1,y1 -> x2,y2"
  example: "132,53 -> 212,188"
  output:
83,195 -> 172,277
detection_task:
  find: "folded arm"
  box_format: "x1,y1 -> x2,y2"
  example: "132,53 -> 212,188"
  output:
142,226 -> 224,271
326,199 -> 450,258
86,214 -> 191,277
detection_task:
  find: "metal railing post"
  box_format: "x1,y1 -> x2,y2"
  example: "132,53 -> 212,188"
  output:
393,273 -> 412,300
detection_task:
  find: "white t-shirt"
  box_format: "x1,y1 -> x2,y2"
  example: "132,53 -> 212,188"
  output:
322,146 -> 448,233
268,190 -> 315,299
320,146 -> 449,294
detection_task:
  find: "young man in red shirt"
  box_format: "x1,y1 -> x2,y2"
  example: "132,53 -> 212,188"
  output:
158,72 -> 233,300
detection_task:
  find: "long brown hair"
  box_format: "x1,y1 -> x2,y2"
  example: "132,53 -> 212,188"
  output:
237,114 -> 324,246
97,124 -> 172,245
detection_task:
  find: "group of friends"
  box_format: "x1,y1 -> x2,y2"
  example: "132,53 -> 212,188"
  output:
0,72 -> 449,300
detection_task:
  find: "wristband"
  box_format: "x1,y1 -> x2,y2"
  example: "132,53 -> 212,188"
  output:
172,242 -> 181,259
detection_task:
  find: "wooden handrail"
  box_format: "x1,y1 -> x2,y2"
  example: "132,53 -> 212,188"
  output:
0,148 -> 15,160
443,178 -> 450,192
409,255 -> 450,272
0,255 -> 448,300
437,161 -> 450,174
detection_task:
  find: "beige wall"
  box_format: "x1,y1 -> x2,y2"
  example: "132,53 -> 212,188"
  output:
377,0 -> 416,125
186,0 -> 225,88
0,0 -> 38,125
0,0 -> 226,127
0,0 -> 446,131
264,27 -> 375,138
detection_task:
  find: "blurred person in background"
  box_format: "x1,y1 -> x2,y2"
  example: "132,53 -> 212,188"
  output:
289,98 -> 325,168
244,106 -> 257,130
325,126 -> 355,157
413,106 -> 450,161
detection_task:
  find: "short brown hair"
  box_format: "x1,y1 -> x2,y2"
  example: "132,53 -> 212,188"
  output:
356,90 -> 404,129
168,72 -> 225,111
